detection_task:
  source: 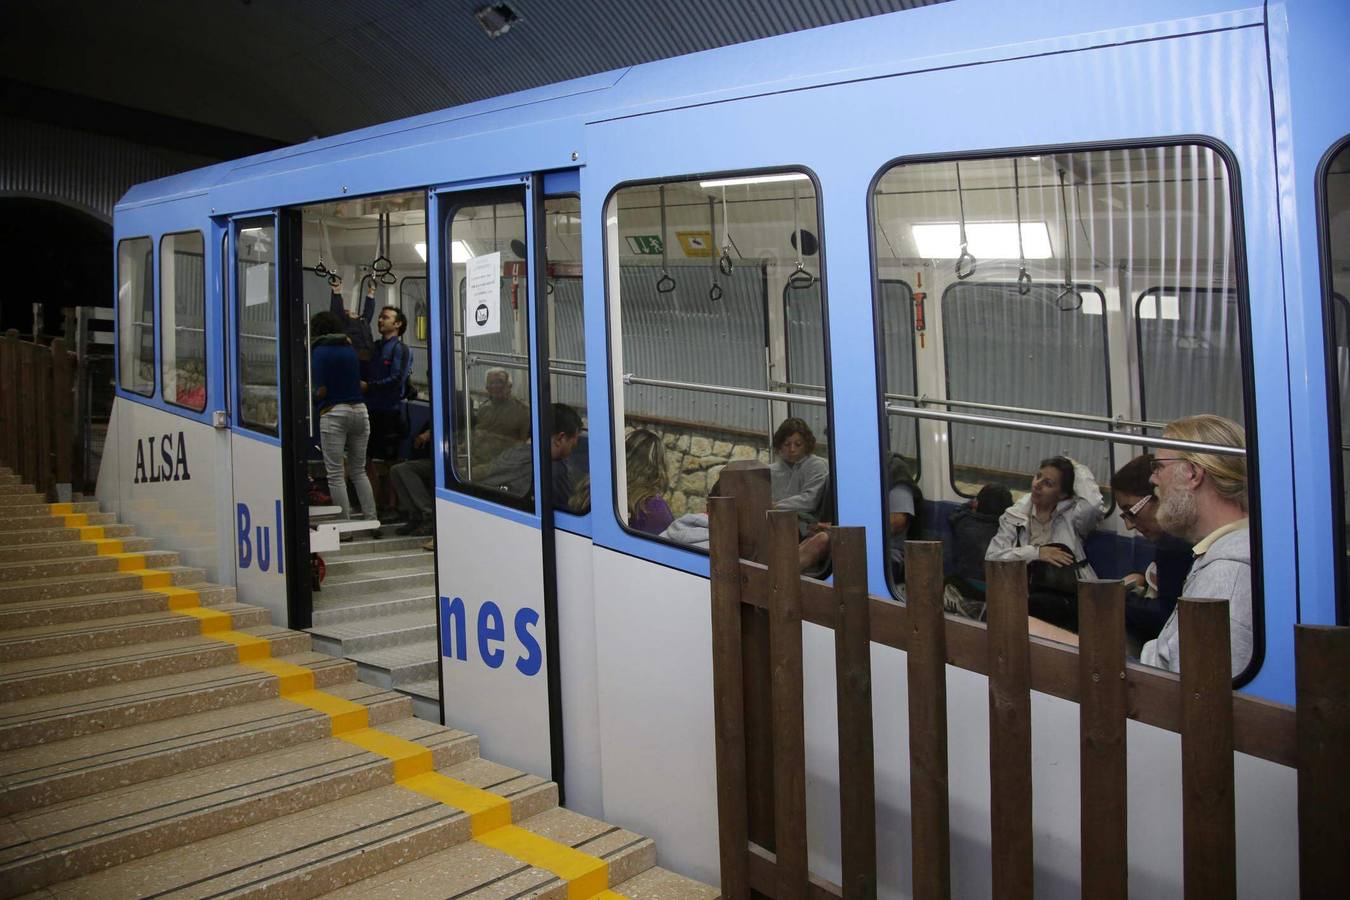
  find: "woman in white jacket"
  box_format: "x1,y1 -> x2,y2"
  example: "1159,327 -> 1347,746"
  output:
985,456 -> 1103,576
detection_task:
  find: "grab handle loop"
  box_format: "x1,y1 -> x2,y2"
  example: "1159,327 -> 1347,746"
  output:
788,262 -> 816,290
657,273 -> 677,294
656,184 -> 677,295
1018,267 -> 1033,295
709,283 -> 724,302
1054,285 -> 1083,312
314,260 -> 330,279
954,161 -> 977,280
719,250 -> 734,276
327,272 -> 342,287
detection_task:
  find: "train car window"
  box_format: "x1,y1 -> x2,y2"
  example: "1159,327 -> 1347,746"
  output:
235,221 -> 277,435
160,231 -> 206,412
545,195 -> 588,513
445,194 -> 534,508
1320,139 -> 1350,623
873,146 -> 1257,676
116,236 -> 154,397
606,170 -> 831,544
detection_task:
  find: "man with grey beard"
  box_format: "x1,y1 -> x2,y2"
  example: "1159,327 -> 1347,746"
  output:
1141,414 -> 1251,676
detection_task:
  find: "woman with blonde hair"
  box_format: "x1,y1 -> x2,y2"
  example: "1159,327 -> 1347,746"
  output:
626,429 -> 674,535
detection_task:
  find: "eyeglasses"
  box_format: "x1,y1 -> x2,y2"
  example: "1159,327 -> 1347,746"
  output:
1120,493 -> 1152,523
1149,457 -> 1190,475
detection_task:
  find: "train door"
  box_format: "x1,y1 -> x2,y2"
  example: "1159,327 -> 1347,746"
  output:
431,178 -> 564,781
226,212 -> 311,628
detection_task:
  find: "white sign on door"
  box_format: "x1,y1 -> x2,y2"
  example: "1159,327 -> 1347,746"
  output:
465,251 -> 502,337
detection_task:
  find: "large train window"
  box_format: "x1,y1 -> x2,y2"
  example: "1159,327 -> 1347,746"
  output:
1320,138 -> 1350,624
445,191 -> 534,507
235,220 -> 277,435
605,170 -> 831,544
160,231 -> 206,411
545,195 -> 588,513
873,146 -> 1257,678
117,236 -> 154,397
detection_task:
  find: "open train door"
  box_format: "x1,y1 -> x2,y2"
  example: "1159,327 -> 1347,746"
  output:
430,177 -> 563,781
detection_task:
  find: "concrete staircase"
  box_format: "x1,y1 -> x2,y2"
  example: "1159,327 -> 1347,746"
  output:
308,534 -> 441,720
0,468 -> 718,899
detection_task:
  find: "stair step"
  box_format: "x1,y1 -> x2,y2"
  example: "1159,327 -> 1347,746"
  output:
0,549 -> 180,583
309,610 -> 437,655
350,639 -> 440,688
0,499 -> 99,517
0,493 -> 67,509
0,564 -> 205,605
0,681 -> 416,816
312,589 -> 436,626
0,536 -> 155,565
0,523 -> 134,547
321,551 -> 435,580
0,651 -> 355,751
325,805 -> 655,900
0,623 -> 310,703
0,583 -> 235,630
614,866 -> 724,898
0,483 -> 37,495
317,570 -> 436,601
0,717 -> 481,891
0,511 -> 116,536
0,603 -> 269,662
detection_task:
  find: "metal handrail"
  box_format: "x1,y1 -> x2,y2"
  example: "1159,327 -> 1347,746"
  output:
623,373 -> 827,407
464,354 -> 584,379
884,402 -> 1245,456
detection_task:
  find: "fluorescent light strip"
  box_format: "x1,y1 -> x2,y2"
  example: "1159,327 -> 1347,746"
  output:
911,222 -> 1053,260
698,173 -> 810,189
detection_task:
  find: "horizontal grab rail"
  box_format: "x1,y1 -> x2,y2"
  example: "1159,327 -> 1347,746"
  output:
622,373 -> 827,407
884,402 -> 1245,456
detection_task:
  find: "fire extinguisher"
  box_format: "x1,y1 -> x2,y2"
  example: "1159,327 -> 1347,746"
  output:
414,298 -> 428,342
913,271 -> 927,349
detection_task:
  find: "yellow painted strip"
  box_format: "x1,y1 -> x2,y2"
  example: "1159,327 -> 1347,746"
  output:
133,569 -> 174,589
92,538 -> 124,555
213,630 -> 271,661
477,823 -> 610,899
156,586 -> 201,610
49,502 -> 75,516
400,771 -> 514,836
593,892 -> 627,900
248,657 -> 316,694
288,689 -> 370,735
110,553 -> 147,571
340,727 -> 435,780
78,525 -> 105,540
62,513 -> 89,527
176,605 -> 234,634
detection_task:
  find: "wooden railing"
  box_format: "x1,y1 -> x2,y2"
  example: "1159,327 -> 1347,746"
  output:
0,329 -> 79,497
707,463 -> 1348,900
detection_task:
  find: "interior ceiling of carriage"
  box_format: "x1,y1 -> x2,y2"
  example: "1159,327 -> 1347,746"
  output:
0,0 -> 946,151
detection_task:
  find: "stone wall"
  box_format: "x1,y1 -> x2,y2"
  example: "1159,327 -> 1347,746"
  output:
627,419 -> 773,516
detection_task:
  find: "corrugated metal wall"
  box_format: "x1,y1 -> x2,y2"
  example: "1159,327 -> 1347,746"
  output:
0,115 -> 214,221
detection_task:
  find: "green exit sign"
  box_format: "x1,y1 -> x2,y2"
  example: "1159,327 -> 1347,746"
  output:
626,234 -> 664,255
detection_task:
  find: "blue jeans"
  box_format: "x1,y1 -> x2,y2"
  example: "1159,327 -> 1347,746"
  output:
319,404 -> 378,521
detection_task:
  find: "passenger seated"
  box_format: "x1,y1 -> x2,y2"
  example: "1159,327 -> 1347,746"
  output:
479,403 -> 580,502
1141,415 -> 1251,676
471,368 -> 532,471
625,429 -> 674,535
987,457 -> 1103,631
941,484 -> 1014,620
769,417 -> 830,536
661,476 -> 831,571
884,454 -> 923,583
389,425 -> 434,537
1110,454 -> 1194,649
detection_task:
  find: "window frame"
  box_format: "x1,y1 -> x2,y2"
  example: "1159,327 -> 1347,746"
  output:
438,186 -> 536,514
542,192 -> 589,518
866,139 -> 1264,686
158,229 -> 208,412
116,235 -> 156,398
233,216 -> 279,438
601,165 -> 835,551
1316,134 -> 1350,627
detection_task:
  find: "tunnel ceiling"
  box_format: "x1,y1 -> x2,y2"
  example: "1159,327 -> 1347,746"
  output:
1,0 -> 944,149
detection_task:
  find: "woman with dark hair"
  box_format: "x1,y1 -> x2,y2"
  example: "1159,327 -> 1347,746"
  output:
311,310 -> 378,533
1111,453 -> 1195,646
986,456 -> 1102,572
769,417 -> 830,535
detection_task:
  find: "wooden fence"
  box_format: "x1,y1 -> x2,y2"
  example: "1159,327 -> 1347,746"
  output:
707,464 -> 1348,900
0,330 -> 79,497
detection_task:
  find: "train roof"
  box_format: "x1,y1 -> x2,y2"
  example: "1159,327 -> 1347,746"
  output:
115,0 -> 1263,214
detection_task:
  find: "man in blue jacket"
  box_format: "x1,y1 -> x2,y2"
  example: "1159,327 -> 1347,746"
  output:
366,305 -> 413,516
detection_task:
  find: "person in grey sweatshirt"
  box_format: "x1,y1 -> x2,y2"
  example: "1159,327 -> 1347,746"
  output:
1140,415 -> 1251,676
769,417 -> 830,536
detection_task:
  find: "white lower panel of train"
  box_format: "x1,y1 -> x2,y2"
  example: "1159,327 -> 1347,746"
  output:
585,547 -> 1297,899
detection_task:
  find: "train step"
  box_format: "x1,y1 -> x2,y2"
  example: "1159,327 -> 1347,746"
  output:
312,586 -> 436,625
317,568 -> 436,600
320,548 -> 434,579
348,638 -> 441,690
308,609 -> 438,656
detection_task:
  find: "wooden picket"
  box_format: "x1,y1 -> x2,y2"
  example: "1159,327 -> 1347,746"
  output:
0,330 -> 80,496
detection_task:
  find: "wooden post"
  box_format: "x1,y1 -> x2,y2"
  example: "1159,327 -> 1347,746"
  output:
1295,625 -> 1350,898
833,526 -> 876,900
34,346 -> 53,495
50,338 -> 75,492
0,332 -> 16,469
19,342 -> 38,485
905,541 -> 950,900
766,508 -> 807,900
1178,598 -> 1236,900
716,462 -> 777,859
985,559 -> 1034,900
709,496 -> 750,900
1077,580 -> 1128,900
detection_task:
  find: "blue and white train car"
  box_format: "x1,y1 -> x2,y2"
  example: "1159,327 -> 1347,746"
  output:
100,1 -> 1349,895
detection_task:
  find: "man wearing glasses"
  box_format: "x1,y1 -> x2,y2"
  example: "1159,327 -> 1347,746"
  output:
1140,414 -> 1252,676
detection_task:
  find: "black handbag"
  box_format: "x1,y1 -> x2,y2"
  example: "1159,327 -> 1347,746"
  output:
1026,544 -> 1087,630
